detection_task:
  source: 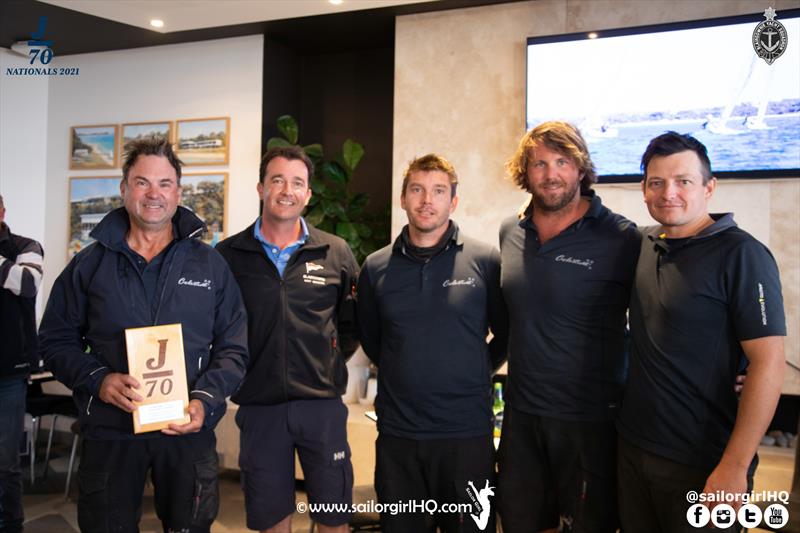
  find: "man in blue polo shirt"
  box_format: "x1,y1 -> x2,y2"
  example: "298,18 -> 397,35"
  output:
217,146 -> 359,533
497,121 -> 640,533
617,132 -> 786,532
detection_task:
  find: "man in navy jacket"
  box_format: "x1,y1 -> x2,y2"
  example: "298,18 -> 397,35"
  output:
217,145 -> 359,533
39,137 -> 248,533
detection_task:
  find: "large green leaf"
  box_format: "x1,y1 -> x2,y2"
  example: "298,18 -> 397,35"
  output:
342,139 -> 364,172
267,137 -> 291,149
323,162 -> 348,185
310,178 -> 326,195
355,223 -> 372,238
322,199 -> 347,220
305,208 -> 326,226
303,143 -> 323,161
277,115 -> 298,144
336,222 -> 360,242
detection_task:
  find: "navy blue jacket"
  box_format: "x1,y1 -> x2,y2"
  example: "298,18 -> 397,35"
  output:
39,207 -> 249,438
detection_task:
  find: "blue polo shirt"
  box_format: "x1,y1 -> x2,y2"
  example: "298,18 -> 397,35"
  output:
253,217 -> 309,277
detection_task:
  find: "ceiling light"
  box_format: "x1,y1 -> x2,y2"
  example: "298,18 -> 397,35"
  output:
329,0 -> 344,5
150,19 -> 165,28
587,32 -> 598,39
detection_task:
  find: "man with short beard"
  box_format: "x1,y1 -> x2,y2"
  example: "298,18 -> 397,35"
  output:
357,154 -> 507,532
497,121 -> 640,533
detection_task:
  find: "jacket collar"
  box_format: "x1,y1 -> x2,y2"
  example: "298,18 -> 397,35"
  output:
391,220 -> 463,253
89,206 -> 205,250
646,213 -> 737,252
0,222 -> 9,243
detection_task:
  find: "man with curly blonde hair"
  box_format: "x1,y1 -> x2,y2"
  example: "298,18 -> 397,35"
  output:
497,121 -> 639,533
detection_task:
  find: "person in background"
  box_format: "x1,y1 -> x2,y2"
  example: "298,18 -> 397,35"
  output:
358,154 -> 508,532
617,131 -> 786,531
0,193 -> 44,533
217,145 -> 359,533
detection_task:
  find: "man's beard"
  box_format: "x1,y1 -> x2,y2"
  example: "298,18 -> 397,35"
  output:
530,179 -> 581,212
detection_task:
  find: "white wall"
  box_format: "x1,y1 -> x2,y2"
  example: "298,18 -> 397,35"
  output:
41,35 -> 264,304
0,49 -> 49,243
1,49 -> 51,318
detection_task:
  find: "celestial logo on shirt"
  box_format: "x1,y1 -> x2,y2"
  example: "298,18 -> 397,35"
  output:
177,277 -> 212,291
555,254 -> 594,270
753,7 -> 788,65
443,277 -> 476,288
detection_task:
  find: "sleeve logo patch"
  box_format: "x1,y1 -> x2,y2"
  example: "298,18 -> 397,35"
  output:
758,283 -> 768,326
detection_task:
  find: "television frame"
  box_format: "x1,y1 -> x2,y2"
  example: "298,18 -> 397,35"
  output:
526,9 -> 800,183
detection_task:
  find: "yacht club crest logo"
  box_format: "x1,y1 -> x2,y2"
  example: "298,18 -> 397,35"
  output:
752,7 -> 788,65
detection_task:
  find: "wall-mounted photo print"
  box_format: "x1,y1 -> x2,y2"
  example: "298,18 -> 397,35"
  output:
68,176 -> 122,258
182,173 -> 227,247
70,125 -> 119,169
175,117 -> 230,166
121,121 -> 172,151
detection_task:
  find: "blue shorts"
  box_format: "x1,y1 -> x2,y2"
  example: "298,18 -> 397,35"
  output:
236,398 -> 353,529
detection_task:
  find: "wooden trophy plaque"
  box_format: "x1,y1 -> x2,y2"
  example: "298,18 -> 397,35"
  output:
125,323 -> 191,433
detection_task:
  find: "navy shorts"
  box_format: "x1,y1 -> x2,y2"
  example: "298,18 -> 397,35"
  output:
236,398 -> 353,529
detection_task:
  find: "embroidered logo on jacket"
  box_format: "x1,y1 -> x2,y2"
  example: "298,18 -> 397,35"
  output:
443,277 -> 476,288
306,262 -> 324,273
178,278 -> 212,290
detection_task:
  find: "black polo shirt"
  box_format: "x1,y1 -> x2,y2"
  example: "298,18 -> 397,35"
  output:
617,213 -> 786,470
499,192 -> 640,421
357,222 -> 508,439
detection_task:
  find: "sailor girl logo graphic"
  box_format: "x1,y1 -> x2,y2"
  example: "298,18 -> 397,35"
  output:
753,7 -> 788,65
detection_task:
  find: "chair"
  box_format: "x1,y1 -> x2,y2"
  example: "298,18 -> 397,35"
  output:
64,420 -> 81,499
21,413 -> 36,484
25,380 -> 77,481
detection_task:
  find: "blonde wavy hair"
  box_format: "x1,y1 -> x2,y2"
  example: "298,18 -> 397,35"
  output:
506,121 -> 597,193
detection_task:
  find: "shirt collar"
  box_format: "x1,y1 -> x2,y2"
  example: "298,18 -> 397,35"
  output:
253,217 -> 309,249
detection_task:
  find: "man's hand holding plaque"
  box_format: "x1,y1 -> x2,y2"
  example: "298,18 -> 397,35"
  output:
99,373 -> 143,412
124,323 -> 191,433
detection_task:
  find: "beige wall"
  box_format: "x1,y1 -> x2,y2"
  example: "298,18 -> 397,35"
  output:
394,1 -> 800,391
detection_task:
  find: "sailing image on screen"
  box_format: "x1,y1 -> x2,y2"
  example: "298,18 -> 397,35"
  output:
526,12 -> 800,178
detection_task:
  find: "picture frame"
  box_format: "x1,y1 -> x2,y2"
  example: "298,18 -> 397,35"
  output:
68,176 -> 122,258
175,117 -> 230,166
182,172 -> 228,246
70,125 -> 119,170
121,121 -> 172,153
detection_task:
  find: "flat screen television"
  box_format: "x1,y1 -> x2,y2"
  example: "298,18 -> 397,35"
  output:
526,9 -> 800,182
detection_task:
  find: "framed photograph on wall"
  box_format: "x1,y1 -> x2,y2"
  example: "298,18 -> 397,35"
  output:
182,172 -> 227,246
175,117 -> 230,166
70,125 -> 119,170
68,176 -> 122,258
121,121 -> 172,152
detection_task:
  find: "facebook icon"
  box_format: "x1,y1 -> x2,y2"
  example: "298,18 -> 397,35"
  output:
686,504 -> 710,528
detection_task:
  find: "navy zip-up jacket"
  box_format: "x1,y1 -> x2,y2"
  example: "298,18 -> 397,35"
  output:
39,207 -> 249,438
216,221 -> 359,406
